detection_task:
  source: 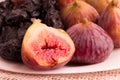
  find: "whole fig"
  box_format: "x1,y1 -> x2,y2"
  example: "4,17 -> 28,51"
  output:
67,18 -> 114,64
84,0 -> 112,15
57,0 -> 75,10
60,0 -> 99,29
98,0 -> 120,47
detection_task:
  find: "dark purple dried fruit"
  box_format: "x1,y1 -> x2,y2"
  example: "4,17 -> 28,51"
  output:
18,22 -> 32,41
0,39 -> 22,62
5,9 -> 28,26
43,8 -> 64,29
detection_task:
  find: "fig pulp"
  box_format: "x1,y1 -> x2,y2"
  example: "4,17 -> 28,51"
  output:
67,18 -> 114,64
84,0 -> 112,15
60,0 -> 99,29
98,0 -> 120,47
21,19 -> 75,70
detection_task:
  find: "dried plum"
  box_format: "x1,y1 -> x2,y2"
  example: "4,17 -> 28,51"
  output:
0,0 -> 13,10
18,22 -> 32,41
0,22 -> 30,62
19,0 -> 41,18
0,39 -> 22,62
44,8 -> 64,29
41,0 -> 64,29
5,9 -> 28,26
1,26 -> 18,42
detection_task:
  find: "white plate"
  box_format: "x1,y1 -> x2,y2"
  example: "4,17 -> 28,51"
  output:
0,0 -> 120,75
0,49 -> 120,74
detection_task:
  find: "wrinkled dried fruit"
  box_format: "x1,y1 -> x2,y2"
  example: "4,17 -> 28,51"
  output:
67,18 -> 114,64
84,0 -> 112,15
11,0 -> 26,6
60,0 -> 99,29
21,19 -> 75,70
98,0 -> 120,47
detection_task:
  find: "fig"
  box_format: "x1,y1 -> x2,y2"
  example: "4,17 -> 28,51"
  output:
84,0 -> 112,15
57,0 -> 86,9
98,0 -> 120,47
57,0 -> 75,9
60,0 -> 99,29
21,19 -> 75,70
67,18 -> 114,64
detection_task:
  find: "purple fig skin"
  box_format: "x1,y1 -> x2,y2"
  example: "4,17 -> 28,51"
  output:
67,19 -> 114,64
98,0 -> 120,47
60,0 -> 100,29
84,0 -> 112,15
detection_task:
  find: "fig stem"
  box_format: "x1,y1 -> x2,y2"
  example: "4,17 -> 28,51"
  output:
73,0 -> 79,7
81,18 -> 89,24
111,0 -> 118,6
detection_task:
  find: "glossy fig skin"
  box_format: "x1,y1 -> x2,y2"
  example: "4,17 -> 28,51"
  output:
57,0 -> 75,10
67,19 -> 114,64
21,19 -> 75,70
98,0 -> 120,47
60,0 -> 99,29
84,0 -> 112,15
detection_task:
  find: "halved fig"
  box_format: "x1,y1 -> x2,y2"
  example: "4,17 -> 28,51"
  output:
21,19 -> 75,70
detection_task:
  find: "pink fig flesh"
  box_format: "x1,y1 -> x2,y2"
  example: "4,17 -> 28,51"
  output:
21,19 -> 75,70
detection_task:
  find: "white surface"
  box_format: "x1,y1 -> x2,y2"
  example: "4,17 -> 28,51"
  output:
0,49 -> 120,74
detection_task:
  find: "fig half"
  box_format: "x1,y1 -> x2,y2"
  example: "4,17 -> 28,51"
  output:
67,18 -> 114,64
21,19 -> 75,70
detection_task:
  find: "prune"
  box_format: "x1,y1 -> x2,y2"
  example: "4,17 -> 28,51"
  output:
19,0 -> 41,18
0,39 -> 22,62
0,17 -> 3,33
0,25 -> 22,62
18,22 -> 32,41
41,0 -> 64,29
44,8 -> 64,29
5,9 -> 28,26
0,22 -> 30,62
0,0 -> 13,10
1,26 -> 18,42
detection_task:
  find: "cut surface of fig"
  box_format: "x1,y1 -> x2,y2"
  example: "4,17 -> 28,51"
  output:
21,19 -> 75,70
67,18 -> 114,64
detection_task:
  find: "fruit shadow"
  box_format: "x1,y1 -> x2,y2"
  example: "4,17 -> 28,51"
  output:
66,62 -> 92,67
